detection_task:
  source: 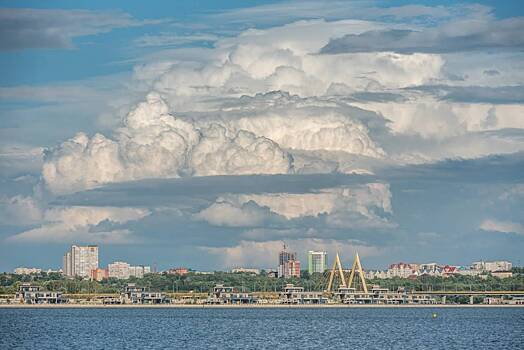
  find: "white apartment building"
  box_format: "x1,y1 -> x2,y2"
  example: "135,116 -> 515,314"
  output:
108,261 -> 131,279
231,268 -> 261,274
308,251 -> 328,274
62,245 -> 99,278
108,262 -> 151,279
14,267 -> 42,275
387,263 -> 418,278
472,261 -> 512,272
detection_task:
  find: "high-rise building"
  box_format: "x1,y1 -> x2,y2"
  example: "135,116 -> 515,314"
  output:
62,252 -> 72,276
278,244 -> 301,278
307,251 -> 327,274
62,245 -> 98,278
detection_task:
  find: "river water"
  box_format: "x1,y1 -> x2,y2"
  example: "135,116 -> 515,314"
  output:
1,307 -> 523,349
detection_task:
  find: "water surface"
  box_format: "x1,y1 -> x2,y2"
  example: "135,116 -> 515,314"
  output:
1,307 -> 523,349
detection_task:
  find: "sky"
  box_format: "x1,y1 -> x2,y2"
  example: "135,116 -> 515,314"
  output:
0,0 -> 523,272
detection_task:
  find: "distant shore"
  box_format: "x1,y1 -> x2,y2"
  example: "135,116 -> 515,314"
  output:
1,303 -> 523,309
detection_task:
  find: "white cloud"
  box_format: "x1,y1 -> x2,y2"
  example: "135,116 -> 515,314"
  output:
7,206 -> 150,243
201,238 -> 381,269
37,16 -> 524,196
194,200 -> 271,227
479,219 -> 524,235
195,183 -> 394,229
0,195 -> 43,225
42,93 -> 293,194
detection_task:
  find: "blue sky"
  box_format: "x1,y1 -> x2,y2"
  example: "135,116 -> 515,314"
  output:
0,1 -> 523,271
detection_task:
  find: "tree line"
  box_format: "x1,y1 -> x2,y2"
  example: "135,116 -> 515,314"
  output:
1,269 -> 523,295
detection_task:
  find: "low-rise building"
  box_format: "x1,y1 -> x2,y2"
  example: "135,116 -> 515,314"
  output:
279,284 -> 327,304
334,285 -> 436,305
14,267 -> 42,275
472,260 -> 512,272
167,267 -> 189,275
91,268 -> 108,281
456,267 -> 483,276
15,283 -> 66,304
491,271 -> 513,279
231,268 -> 260,274
205,284 -> 257,304
121,283 -> 167,304
387,262 -> 418,278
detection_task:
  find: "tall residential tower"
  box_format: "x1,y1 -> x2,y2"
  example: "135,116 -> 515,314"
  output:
307,251 -> 327,274
62,245 -> 99,278
278,244 -> 300,278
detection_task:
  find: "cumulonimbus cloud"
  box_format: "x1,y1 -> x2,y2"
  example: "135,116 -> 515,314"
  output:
42,93 -> 293,194
40,17 -> 524,197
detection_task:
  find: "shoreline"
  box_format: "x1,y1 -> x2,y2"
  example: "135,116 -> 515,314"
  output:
1,303 -> 523,309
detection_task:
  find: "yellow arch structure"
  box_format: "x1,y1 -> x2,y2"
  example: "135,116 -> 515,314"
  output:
326,253 -> 346,292
347,252 -> 368,293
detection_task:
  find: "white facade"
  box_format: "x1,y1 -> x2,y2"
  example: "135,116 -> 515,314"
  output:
63,245 -> 98,278
108,262 -> 150,279
387,263 -> 417,278
14,267 -> 42,275
231,268 -> 260,274
472,261 -> 512,272
108,261 -> 131,279
308,251 -> 328,274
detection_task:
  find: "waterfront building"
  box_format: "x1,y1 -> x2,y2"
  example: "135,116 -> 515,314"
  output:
307,251 -> 327,274
14,267 -> 42,275
472,260 -> 512,272
278,284 -> 327,304
91,268 -> 108,281
231,267 -> 260,274
15,283 -> 66,304
278,244 -> 300,278
121,283 -> 167,304
62,245 -> 99,278
334,285 -> 436,305
205,284 -> 257,304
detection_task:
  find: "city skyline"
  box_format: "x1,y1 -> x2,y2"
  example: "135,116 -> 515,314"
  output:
7,242 -> 518,274
1,1 -> 524,272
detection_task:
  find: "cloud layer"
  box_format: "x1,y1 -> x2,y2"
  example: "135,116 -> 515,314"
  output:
0,8 -> 154,51
8,206 -> 150,243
